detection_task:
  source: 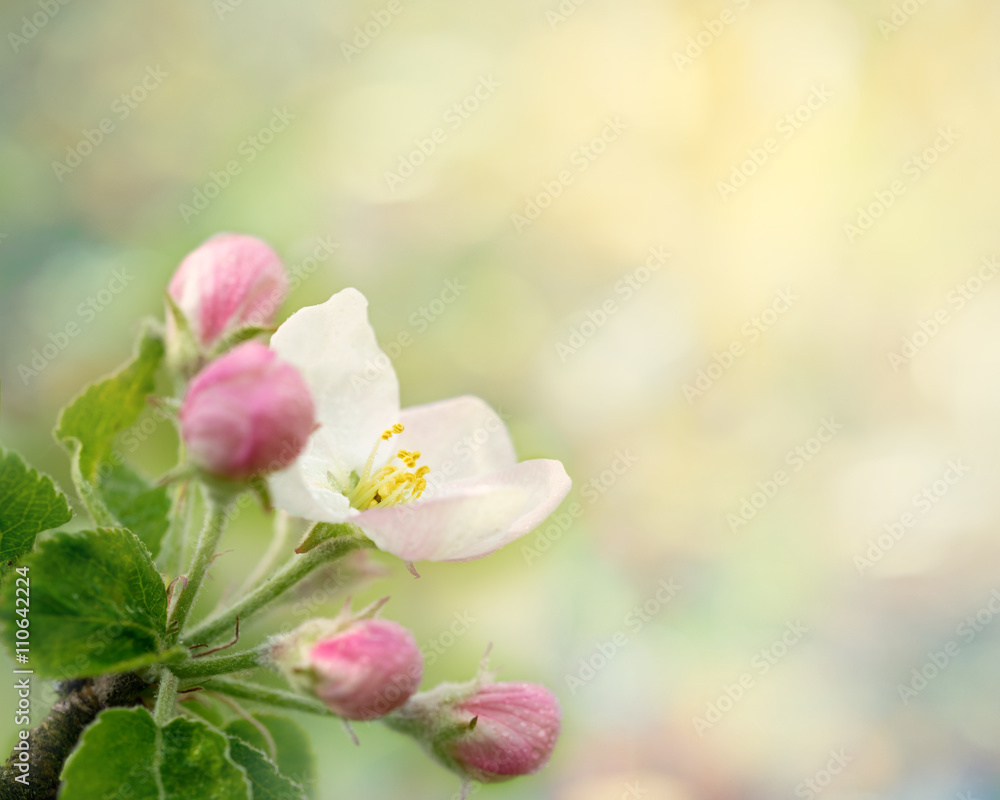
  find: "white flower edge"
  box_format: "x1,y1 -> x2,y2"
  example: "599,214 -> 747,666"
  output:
267,288 -> 572,562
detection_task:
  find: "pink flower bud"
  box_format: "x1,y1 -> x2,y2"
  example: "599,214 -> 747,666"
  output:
180,342 -> 315,480
385,679 -> 561,784
446,683 -> 560,781
169,234 -> 287,347
273,618 -> 423,721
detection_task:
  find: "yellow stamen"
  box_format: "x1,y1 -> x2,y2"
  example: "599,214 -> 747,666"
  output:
338,424 -> 431,511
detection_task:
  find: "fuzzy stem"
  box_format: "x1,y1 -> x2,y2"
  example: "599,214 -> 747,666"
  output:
158,481 -> 193,579
236,510 -> 292,597
196,677 -> 337,717
154,670 -> 179,726
169,493 -> 230,641
182,534 -> 371,646
169,648 -> 265,680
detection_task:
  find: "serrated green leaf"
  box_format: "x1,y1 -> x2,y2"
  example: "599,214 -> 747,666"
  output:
61,707 -> 251,800
55,330 -> 165,481
0,447 -> 73,582
53,329 -> 170,557
98,461 -> 171,557
227,738 -> 308,800
0,528 -> 167,678
226,715 -> 317,797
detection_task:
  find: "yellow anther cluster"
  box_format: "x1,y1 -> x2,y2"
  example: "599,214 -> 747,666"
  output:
380,423 -> 405,441
343,424 -> 432,510
397,449 -> 421,468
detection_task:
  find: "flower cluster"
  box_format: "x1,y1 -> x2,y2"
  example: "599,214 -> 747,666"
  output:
166,233 -> 569,792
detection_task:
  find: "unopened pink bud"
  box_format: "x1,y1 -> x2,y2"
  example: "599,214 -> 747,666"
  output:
169,233 -> 287,346
385,679 -> 561,784
180,342 -> 315,480
274,618 -> 423,720
446,683 -> 561,782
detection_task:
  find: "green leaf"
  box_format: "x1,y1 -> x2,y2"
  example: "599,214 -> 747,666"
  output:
226,715 -> 317,797
227,738 -> 308,800
0,447 -> 73,582
98,461 -> 171,557
61,707 -> 251,800
0,528 -> 167,678
54,329 -> 170,556
55,330 -> 165,481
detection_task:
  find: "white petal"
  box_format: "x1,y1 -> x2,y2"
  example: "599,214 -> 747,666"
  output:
270,288 -> 400,468
268,427 -> 355,522
395,395 -> 517,490
355,459 -> 572,561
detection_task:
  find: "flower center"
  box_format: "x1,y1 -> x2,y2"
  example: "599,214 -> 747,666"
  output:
331,424 -> 430,511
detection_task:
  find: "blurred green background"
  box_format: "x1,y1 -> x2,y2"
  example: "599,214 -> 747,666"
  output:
4,0 -> 1000,798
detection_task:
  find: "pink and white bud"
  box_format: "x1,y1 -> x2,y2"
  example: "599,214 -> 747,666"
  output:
446,683 -> 560,781
384,679 -> 561,784
180,341 -> 315,480
272,617 -> 423,720
169,233 -> 288,347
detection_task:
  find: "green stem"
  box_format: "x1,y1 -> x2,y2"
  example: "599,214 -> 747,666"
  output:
158,481 -> 193,578
182,535 -> 371,646
195,677 -> 337,717
235,510 -> 291,597
169,492 -> 231,642
154,670 -> 179,726
169,647 -> 264,679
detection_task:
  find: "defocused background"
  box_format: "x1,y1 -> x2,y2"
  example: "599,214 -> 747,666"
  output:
4,0 -> 1000,797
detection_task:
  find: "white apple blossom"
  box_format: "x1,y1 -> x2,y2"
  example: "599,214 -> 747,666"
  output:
267,288 -> 571,562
